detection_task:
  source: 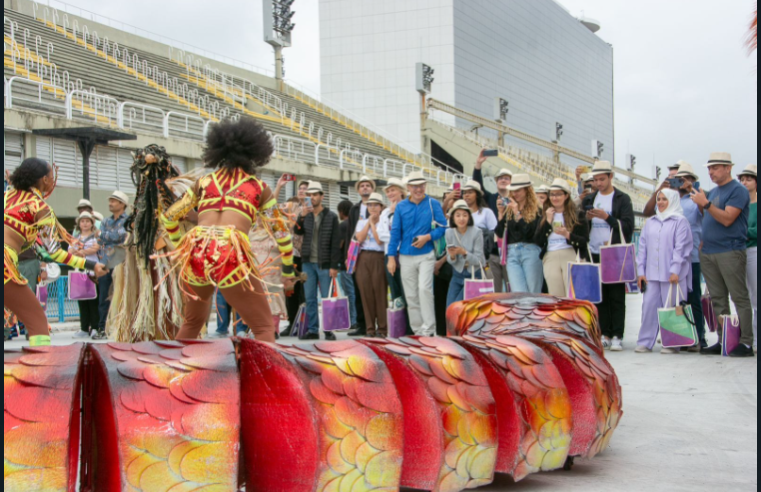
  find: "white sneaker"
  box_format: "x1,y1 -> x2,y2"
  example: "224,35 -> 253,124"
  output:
661,348 -> 679,354
634,346 -> 651,354
602,336 -> 612,350
74,331 -> 90,339
610,337 -> 623,352
208,332 -> 230,339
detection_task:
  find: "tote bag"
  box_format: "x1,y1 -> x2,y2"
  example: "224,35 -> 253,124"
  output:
721,316 -> 741,357
567,250 -> 603,304
36,285 -> 49,307
658,284 -> 699,349
69,271 -> 97,301
600,220 -> 637,284
464,264 -> 495,301
701,288 -> 719,333
388,296 -> 407,339
346,238 -> 361,275
290,304 -> 309,338
321,280 -> 351,333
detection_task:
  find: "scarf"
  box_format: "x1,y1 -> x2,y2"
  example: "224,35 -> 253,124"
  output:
655,189 -> 684,222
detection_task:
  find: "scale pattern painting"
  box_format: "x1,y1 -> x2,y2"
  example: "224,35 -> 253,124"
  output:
4,294 -> 623,492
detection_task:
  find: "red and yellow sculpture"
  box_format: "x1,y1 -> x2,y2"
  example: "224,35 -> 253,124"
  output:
4,294 -> 623,492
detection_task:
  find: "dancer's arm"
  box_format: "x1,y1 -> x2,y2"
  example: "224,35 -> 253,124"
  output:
260,187 -> 295,278
160,181 -> 200,244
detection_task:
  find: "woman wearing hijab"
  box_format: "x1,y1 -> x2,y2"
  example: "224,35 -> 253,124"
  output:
635,189 -> 694,354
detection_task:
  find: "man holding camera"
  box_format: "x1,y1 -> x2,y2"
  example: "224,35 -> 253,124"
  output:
582,161 -> 635,352
473,149 -> 513,292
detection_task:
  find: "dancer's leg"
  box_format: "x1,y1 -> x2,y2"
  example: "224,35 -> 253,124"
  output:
176,283 -> 216,340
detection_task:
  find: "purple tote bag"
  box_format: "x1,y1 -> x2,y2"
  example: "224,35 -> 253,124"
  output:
600,220 -> 637,284
702,291 -> 719,333
322,280 -> 351,332
290,304 -> 309,338
388,306 -> 407,339
36,285 -> 49,306
68,272 -> 97,301
464,266 -> 495,301
721,316 -> 741,357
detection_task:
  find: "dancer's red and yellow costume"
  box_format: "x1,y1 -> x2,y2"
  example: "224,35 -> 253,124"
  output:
160,168 -> 294,287
4,188 -> 96,285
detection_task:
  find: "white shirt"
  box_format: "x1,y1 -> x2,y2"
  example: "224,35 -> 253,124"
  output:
589,191 -> 614,254
378,208 -> 394,255
360,203 -> 368,220
472,208 -> 498,231
355,219 -> 385,252
547,214 -> 573,253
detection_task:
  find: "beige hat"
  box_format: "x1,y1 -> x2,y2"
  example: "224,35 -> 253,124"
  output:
507,174 -> 532,191
590,161 -> 614,176
462,180 -> 483,193
582,173 -> 595,184
109,191 -> 130,206
306,181 -> 324,194
355,176 -> 377,192
76,211 -> 95,227
549,178 -> 572,194
535,185 -> 550,195
77,199 -> 93,209
384,178 -> 406,192
406,171 -> 427,186
705,152 -> 734,167
738,164 -> 757,178
668,161 -> 683,170
450,200 -> 471,213
92,211 -> 104,222
367,193 -> 386,206
675,162 -> 700,181
495,169 -> 513,179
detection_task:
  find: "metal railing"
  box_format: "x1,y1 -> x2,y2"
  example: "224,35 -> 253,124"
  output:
118,101 -> 165,133
44,276 -> 81,323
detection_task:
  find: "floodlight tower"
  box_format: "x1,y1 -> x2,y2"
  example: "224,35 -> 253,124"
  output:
264,0 -> 296,89
494,98 -> 509,146
416,62 -> 435,151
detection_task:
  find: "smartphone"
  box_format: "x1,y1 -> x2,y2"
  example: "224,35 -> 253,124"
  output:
640,282 -> 648,294
584,185 -> 593,192
304,197 -> 313,209
483,149 -> 499,157
694,182 -> 701,192
453,182 -> 462,191
668,178 -> 685,190
283,174 -> 296,182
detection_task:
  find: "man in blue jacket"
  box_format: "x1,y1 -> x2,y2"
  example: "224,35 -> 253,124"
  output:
388,171 -> 448,336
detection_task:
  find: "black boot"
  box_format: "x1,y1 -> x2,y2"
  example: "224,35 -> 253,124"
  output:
700,343 -> 722,355
348,325 -> 366,337
729,344 -> 755,358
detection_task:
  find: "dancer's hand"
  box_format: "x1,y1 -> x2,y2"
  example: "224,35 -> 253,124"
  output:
282,276 -> 297,289
94,264 -> 108,278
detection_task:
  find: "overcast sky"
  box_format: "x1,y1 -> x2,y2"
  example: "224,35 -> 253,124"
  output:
53,0 -> 757,184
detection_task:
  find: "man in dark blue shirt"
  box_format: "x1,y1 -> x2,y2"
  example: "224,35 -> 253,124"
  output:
691,153 -> 754,358
388,171 -> 447,336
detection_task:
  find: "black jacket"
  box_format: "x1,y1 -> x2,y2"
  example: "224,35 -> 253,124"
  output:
534,211 -> 591,261
345,202 -> 365,261
295,209 -> 342,271
473,169 -> 503,255
581,188 -> 635,245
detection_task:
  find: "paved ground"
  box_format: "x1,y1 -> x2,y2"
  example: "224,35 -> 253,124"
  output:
5,295 -> 758,491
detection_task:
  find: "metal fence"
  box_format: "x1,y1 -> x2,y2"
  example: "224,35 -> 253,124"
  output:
45,276 -> 82,322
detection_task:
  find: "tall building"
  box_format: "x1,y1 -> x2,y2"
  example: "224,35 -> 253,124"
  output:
319,0 -> 614,162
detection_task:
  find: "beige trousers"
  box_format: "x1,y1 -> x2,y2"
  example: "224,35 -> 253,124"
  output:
542,248 -> 577,298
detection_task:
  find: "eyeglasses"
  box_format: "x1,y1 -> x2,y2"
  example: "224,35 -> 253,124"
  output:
549,193 -> 566,198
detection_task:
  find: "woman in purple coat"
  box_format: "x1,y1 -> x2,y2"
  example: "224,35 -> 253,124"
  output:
636,189 -> 695,354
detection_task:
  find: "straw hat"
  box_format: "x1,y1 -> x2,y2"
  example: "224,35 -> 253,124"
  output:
406,171 -> 427,186
668,161 -> 683,171
582,173 -> 594,184
77,199 -> 93,209
738,164 -> 757,179
384,178 -> 406,193
450,200 -> 471,213
355,176 -> 377,192
367,193 -> 386,206
507,174 -> 532,191
495,169 -> 513,179
675,162 -> 700,181
76,211 -> 95,227
462,180 -> 483,193
549,178 -> 572,195
92,211 -> 104,222
109,191 -> 130,206
306,181 -> 324,194
590,161 -> 614,176
705,152 -> 734,167
535,185 -> 550,195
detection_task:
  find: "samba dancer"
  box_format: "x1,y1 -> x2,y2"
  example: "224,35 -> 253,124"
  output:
158,117 -> 295,342
4,158 -> 106,347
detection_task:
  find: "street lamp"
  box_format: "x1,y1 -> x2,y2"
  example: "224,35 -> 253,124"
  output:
555,122 -> 564,142
494,98 -> 509,123
263,0 -> 296,84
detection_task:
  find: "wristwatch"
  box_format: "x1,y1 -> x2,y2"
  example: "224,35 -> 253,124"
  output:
704,202 -> 712,210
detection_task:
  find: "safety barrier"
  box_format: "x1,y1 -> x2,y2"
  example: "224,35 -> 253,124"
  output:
44,276 -> 83,323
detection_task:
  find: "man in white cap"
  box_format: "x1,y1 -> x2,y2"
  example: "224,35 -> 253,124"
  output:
295,181 -> 342,341
582,161 -> 635,352
346,176 -> 376,337
692,153 -> 754,357
94,191 -> 130,337
474,150 -> 513,292
387,171 -> 448,337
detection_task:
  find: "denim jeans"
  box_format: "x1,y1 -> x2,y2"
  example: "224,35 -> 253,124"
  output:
507,243 -> 543,294
447,268 -> 483,308
687,262 -> 706,345
339,271 -> 358,326
303,263 -> 332,334
216,289 -> 249,335
98,272 -> 113,331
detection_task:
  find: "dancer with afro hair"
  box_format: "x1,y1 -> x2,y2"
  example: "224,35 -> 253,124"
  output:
158,117 -> 295,342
